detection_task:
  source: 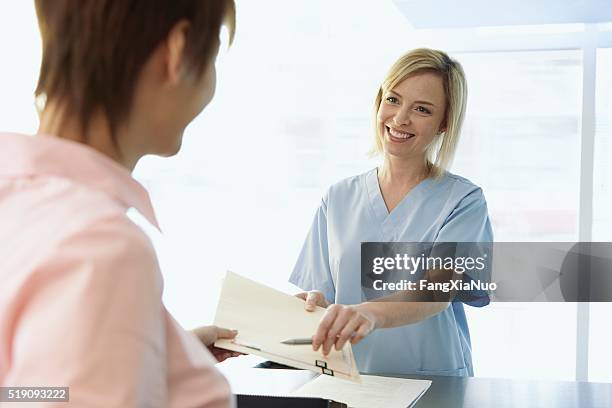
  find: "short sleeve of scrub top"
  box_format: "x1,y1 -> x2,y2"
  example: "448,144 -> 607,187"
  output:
289,169 -> 493,376
433,187 -> 493,307
289,193 -> 336,304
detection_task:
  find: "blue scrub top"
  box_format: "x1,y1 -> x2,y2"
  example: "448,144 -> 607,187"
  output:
290,168 -> 493,376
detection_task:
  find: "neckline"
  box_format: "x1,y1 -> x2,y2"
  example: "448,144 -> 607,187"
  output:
365,167 -> 434,223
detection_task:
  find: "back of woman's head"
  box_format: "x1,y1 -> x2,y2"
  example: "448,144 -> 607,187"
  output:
34,0 -> 235,139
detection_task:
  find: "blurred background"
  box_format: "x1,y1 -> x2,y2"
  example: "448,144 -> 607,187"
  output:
1,0 -> 610,382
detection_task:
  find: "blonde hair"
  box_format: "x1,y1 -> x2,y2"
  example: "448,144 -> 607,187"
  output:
370,48 -> 467,178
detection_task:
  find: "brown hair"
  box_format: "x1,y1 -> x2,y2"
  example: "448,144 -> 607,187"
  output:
34,0 -> 236,139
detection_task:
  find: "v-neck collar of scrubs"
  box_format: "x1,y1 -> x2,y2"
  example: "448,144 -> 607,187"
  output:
365,167 -> 434,231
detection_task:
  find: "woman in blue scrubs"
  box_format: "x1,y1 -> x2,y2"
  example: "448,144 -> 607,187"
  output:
290,48 -> 493,376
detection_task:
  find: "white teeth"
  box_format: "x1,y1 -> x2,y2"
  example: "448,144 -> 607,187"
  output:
388,127 -> 414,139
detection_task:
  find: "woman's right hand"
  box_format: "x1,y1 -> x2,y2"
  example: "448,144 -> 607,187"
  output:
295,290 -> 330,311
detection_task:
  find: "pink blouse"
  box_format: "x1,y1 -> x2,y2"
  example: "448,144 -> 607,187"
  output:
0,133 -> 232,407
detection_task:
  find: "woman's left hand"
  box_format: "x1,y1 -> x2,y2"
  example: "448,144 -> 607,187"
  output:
192,325 -> 243,362
312,304 -> 379,356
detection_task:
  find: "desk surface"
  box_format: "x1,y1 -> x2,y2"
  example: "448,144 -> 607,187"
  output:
219,358 -> 612,408
398,373 -> 612,408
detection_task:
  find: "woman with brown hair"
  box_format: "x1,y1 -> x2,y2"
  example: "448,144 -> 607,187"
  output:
0,1 -> 237,406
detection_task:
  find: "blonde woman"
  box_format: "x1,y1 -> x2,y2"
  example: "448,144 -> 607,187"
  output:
291,48 -> 493,376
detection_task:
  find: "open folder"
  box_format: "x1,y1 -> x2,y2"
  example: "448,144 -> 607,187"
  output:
213,271 -> 361,382
218,366 -> 432,408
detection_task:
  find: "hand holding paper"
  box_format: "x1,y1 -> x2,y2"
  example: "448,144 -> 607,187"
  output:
213,271 -> 361,382
311,303 -> 377,356
295,290 -> 331,311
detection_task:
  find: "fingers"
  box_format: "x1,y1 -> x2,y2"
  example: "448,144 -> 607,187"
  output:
297,291 -> 328,311
312,304 -> 340,352
350,321 -> 372,345
215,327 -> 239,340
312,305 -> 376,355
322,307 -> 354,355
304,291 -> 321,312
334,315 -> 362,351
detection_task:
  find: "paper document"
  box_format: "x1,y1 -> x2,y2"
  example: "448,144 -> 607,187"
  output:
292,374 -> 431,408
213,271 -> 361,382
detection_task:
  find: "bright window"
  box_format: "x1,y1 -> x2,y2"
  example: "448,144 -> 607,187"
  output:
588,48 -> 612,383
453,50 -> 583,380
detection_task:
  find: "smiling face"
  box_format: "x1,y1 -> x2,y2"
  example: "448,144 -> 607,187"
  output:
376,71 -> 447,163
